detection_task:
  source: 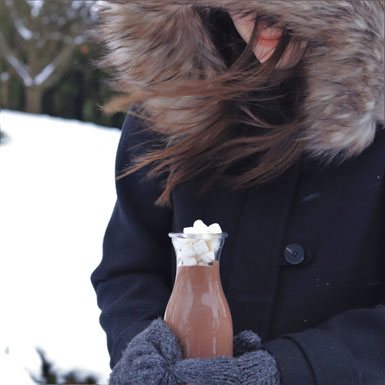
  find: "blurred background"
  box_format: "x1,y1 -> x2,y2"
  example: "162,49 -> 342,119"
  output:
0,1 -> 125,383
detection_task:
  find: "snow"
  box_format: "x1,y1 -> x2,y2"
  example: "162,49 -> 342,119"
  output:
3,51 -> 33,87
1,72 -> 9,82
5,0 -> 35,40
74,35 -> 86,45
0,345 -> 40,385
34,62 -> 57,86
3,48 -> 58,87
13,18 -> 34,40
27,0 -> 44,18
0,110 -> 122,384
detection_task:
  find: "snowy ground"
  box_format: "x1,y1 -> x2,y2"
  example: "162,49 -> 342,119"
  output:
0,110 -> 122,384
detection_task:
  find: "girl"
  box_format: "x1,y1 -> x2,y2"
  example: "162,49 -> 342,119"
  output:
91,1 -> 384,384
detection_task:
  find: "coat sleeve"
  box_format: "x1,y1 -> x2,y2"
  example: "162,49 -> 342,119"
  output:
90,105 -> 173,369
261,298 -> 385,384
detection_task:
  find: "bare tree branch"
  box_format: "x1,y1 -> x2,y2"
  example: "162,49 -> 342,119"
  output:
39,45 -> 74,88
0,32 -> 33,86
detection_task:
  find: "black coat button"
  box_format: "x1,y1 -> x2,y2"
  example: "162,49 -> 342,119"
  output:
284,244 -> 305,265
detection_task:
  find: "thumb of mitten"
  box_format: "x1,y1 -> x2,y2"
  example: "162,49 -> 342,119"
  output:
144,318 -> 183,362
233,330 -> 261,357
108,319 -> 183,385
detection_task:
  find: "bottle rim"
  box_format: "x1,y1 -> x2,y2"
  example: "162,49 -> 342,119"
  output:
168,232 -> 228,239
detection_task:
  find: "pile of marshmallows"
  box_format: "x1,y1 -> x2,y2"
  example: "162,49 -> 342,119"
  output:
174,219 -> 223,266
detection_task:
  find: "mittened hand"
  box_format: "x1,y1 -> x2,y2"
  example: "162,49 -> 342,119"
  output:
108,318 -> 184,385
109,323 -> 280,385
174,330 -> 280,385
233,329 -> 262,356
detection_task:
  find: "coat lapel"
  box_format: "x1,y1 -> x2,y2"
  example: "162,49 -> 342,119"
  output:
224,162 -> 301,338
171,161 -> 300,339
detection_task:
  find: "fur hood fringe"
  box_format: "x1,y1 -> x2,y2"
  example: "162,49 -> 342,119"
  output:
96,0 -> 384,161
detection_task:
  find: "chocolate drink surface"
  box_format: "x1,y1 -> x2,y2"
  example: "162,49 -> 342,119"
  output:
164,260 -> 233,358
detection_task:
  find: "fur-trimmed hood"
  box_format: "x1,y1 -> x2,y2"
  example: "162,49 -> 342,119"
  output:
96,0 -> 384,161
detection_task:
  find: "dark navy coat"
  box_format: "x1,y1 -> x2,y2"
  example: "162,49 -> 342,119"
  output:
91,109 -> 385,384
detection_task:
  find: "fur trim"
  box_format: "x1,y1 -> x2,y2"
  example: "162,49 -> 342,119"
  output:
96,0 -> 384,161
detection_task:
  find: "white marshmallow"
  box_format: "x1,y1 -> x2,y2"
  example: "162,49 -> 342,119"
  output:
208,223 -> 222,233
193,239 -> 209,255
183,256 -> 198,266
208,238 -> 220,252
183,226 -> 201,234
173,238 -> 192,250
178,220 -> 223,267
200,251 -> 215,263
179,245 -> 196,259
193,219 -> 209,232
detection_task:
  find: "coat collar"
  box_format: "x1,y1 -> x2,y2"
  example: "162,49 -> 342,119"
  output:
97,0 -> 384,162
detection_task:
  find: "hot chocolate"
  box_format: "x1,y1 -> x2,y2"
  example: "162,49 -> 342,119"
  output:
164,260 -> 233,358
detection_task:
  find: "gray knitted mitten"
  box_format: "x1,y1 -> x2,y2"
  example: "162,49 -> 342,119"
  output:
174,330 -> 281,385
233,329 -> 263,356
108,318 -> 184,385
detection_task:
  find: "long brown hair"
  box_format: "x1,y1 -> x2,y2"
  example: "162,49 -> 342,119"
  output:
96,7 -> 309,208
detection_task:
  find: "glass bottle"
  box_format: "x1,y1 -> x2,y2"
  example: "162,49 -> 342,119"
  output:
164,232 -> 233,359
